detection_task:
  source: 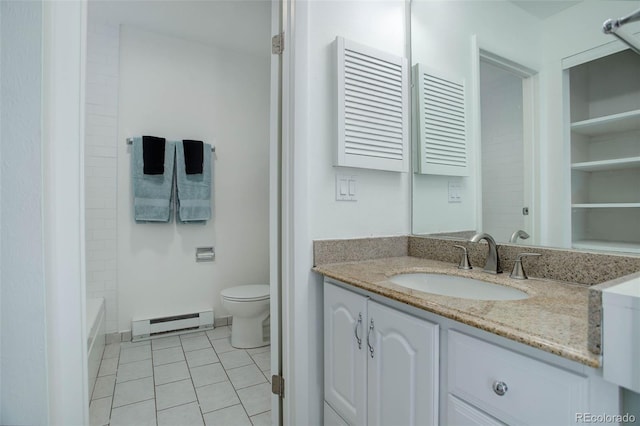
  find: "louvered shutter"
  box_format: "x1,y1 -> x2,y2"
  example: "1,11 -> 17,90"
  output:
336,37 -> 409,172
414,64 -> 469,176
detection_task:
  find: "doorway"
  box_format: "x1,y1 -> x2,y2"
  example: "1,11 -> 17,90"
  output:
478,51 -> 537,244
82,1 -> 283,424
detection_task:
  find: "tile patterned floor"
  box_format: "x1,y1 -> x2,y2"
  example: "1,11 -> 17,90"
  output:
89,327 -> 272,426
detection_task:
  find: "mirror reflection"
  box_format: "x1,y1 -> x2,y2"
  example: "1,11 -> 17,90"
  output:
410,0 -> 640,254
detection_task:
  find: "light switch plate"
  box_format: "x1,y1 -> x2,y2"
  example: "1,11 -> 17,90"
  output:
448,181 -> 462,203
336,174 -> 357,201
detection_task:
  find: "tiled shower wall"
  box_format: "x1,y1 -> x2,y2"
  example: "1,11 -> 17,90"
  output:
85,20 -> 119,333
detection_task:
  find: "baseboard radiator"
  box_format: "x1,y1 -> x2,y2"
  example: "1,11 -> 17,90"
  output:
131,309 -> 214,341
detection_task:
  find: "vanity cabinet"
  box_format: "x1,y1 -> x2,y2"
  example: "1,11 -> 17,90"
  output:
568,48 -> 640,253
324,282 -> 439,426
323,278 -> 620,426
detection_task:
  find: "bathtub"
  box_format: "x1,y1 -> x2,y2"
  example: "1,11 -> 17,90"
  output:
87,298 -> 105,400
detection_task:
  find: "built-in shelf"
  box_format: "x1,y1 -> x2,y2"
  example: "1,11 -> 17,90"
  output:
571,157 -> 640,172
572,240 -> 640,254
571,109 -> 640,136
572,203 -> 640,208
568,50 -> 640,253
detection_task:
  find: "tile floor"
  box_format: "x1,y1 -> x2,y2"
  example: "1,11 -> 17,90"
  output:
90,326 -> 272,426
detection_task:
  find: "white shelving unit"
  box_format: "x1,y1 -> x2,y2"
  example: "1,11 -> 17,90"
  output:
568,49 -> 640,253
571,156 -> 640,172
571,109 -> 640,136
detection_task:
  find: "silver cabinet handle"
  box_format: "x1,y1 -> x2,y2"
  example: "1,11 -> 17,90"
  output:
367,319 -> 375,358
367,319 -> 373,358
354,313 -> 363,350
493,381 -> 508,396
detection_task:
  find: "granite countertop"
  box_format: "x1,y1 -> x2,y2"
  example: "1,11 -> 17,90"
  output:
313,256 -> 601,368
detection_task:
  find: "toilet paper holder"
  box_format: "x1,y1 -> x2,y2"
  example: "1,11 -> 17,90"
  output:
196,247 -> 215,262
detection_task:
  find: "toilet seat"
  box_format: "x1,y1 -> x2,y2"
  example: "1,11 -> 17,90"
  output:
221,285 -> 269,302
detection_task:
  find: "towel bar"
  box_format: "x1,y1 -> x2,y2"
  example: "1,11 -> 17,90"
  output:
126,137 -> 215,153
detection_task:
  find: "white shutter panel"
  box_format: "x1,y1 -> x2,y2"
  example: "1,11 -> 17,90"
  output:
414,64 -> 469,176
336,37 -> 409,172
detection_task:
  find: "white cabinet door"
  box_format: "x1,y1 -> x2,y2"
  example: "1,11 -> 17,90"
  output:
324,284 -> 368,425
324,401 -> 349,426
366,300 -> 439,426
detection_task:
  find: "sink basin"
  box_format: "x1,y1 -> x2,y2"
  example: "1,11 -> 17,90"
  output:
388,273 -> 528,301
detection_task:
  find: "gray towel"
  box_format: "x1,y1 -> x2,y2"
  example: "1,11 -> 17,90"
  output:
132,137 -> 176,223
175,141 -> 212,223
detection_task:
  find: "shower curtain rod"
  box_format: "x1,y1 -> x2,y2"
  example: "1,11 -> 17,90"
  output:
603,7 -> 640,55
126,137 -> 216,153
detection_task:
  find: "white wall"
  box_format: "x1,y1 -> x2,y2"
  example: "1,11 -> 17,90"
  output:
411,0 -> 542,236
85,19 -> 120,333
117,27 -> 270,331
290,1 -> 409,423
307,1 -> 411,240
0,2 -> 49,424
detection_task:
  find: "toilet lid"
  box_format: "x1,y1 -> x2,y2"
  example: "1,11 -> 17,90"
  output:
221,284 -> 270,302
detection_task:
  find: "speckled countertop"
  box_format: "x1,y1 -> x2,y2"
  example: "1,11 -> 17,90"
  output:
313,256 -> 601,368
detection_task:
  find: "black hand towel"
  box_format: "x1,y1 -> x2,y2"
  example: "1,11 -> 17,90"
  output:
142,135 -> 166,175
183,140 -> 204,175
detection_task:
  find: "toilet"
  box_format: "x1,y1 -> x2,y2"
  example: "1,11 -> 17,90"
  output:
221,284 -> 270,349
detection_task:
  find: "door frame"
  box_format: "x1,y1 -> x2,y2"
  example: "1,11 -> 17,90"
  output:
270,0 -> 285,423
45,1 -> 287,423
471,37 -> 540,245
278,0 -> 315,423
42,1 -> 89,424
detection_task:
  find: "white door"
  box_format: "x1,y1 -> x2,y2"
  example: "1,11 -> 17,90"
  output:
366,301 -> 439,426
324,284 -> 368,425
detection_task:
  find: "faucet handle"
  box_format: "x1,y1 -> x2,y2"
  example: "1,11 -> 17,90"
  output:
509,253 -> 541,280
453,245 -> 472,270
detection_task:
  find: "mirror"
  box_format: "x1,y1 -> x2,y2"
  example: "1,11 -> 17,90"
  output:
411,0 -> 640,254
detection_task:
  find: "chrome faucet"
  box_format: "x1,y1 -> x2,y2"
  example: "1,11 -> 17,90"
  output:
509,230 -> 530,244
469,233 -> 502,274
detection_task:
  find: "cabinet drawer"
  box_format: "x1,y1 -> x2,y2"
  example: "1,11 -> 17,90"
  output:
448,331 -> 588,425
447,394 -> 504,426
